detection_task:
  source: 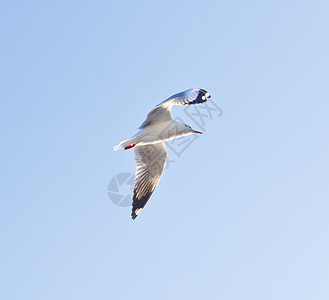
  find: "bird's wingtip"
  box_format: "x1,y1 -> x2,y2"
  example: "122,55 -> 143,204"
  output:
131,208 -> 143,220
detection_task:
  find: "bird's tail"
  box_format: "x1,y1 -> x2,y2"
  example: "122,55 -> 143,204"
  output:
113,137 -> 139,151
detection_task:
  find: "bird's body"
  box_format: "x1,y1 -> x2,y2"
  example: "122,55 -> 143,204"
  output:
114,88 -> 211,219
113,121 -> 193,150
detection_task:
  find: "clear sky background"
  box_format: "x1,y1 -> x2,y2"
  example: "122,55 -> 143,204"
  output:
1,1 -> 329,299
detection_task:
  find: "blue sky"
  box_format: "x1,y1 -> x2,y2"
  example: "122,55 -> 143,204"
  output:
1,1 -> 329,299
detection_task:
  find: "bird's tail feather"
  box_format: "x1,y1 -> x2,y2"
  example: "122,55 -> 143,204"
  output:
113,137 -> 139,151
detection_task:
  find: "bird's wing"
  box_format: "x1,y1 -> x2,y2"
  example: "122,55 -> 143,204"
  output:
138,88 -> 211,129
132,143 -> 167,219
158,88 -> 211,107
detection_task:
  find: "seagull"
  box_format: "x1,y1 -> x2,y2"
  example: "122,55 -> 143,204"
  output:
114,88 -> 211,219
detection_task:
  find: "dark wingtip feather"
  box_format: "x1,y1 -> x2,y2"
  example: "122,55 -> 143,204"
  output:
184,89 -> 210,105
131,191 -> 153,220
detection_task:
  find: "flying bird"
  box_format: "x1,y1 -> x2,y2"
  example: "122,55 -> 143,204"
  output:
114,88 -> 211,219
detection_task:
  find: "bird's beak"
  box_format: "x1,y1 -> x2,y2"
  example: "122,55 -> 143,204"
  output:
193,130 -> 203,134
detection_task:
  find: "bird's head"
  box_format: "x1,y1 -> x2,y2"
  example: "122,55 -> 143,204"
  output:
183,124 -> 203,135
